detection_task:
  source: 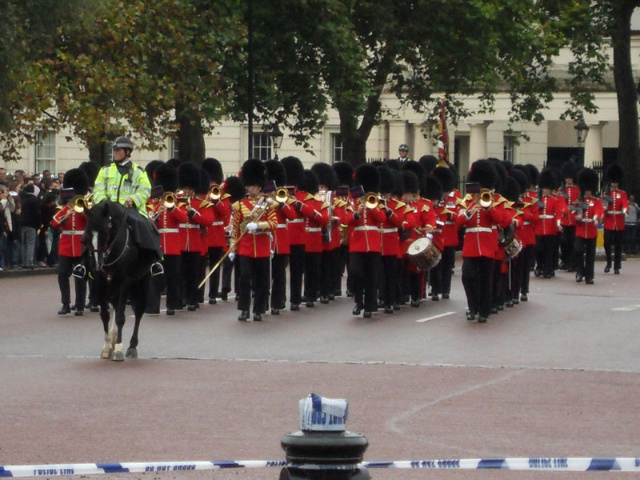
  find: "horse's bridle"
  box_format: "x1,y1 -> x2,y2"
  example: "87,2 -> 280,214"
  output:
92,209 -> 130,271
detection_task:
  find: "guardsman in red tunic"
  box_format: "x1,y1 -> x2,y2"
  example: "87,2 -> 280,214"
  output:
51,168 -> 89,316
559,161 -> 580,272
424,176 -> 447,303
195,169 -> 215,305
377,166 -> 404,314
281,156 -> 307,311
299,169 -> 330,308
456,160 -> 505,323
265,160 -> 296,315
201,157 -> 229,304
432,166 -> 460,301
602,163 -> 628,274
230,159 -> 278,322
534,168 -> 563,279
152,164 -> 188,315
219,176 -> 246,302
398,170 -> 420,306
575,168 -> 604,284
332,162 -> 355,298
345,164 -> 387,318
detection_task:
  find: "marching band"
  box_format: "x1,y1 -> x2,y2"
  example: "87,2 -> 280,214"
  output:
55,155 -> 631,324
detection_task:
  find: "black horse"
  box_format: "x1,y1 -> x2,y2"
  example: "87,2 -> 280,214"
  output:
84,200 -> 153,361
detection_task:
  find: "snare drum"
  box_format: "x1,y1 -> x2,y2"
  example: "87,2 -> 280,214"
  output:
406,237 -> 442,271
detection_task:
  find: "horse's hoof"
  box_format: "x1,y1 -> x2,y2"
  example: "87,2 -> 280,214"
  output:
111,351 -> 125,362
101,348 -> 113,359
126,348 -> 138,359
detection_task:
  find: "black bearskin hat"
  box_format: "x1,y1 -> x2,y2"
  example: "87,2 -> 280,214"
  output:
401,170 -> 419,195
525,164 -> 540,188
62,168 -> 90,196
166,158 -> 182,169
311,162 -> 338,190
354,163 -> 380,193
385,159 -> 401,171
79,161 -> 100,188
402,160 -> 427,182
392,170 -> 404,197
561,161 -> 579,182
513,164 -> 531,188
378,166 -> 396,195
223,175 -> 246,203
154,164 -> 178,192
538,168 -> 557,190
281,156 -> 304,188
503,176 -> 521,203
265,159 -> 287,187
240,158 -> 266,187
467,159 -> 497,190
332,161 -> 354,187
418,155 -> 438,175
432,166 -> 455,192
488,158 -> 507,194
423,175 -> 443,202
510,168 -> 529,196
300,169 -> 320,195
178,162 -> 200,190
145,160 -> 164,181
202,157 -> 224,184
196,168 -> 211,195
578,168 -> 599,194
605,163 -> 624,184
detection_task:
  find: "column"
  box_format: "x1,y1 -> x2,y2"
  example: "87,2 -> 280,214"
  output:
468,121 -> 492,164
583,122 -> 606,168
387,120 -> 408,160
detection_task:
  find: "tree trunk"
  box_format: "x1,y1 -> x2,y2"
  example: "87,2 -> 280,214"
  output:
176,104 -> 206,165
612,2 -> 640,199
86,136 -> 107,167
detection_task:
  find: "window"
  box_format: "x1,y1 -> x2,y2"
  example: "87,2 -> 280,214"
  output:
331,133 -> 344,163
251,132 -> 272,161
35,131 -> 56,174
503,135 -> 517,163
170,138 -> 180,159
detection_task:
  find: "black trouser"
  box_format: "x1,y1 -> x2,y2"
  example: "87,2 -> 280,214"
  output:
380,254 -> 398,307
163,255 -> 181,310
575,237 -> 596,281
624,224 -> 637,254
349,251 -> 380,312
271,253 -> 288,309
207,246 -> 224,300
440,246 -> 456,296
289,244 -> 305,306
57,255 -> 86,309
320,249 -> 337,299
535,234 -> 556,276
180,251 -> 201,307
461,256 -> 494,318
510,253 -> 524,300
560,225 -> 576,269
604,229 -> 624,270
221,255 -> 239,296
520,245 -> 534,294
304,251 -> 322,303
429,259 -> 442,297
335,245 -> 349,295
492,259 -> 504,308
237,255 -> 270,314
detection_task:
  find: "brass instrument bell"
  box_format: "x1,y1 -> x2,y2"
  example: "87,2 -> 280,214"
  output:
71,195 -> 87,213
162,192 -> 176,209
479,189 -> 493,208
209,184 -> 221,202
364,192 -> 379,209
274,187 -> 289,204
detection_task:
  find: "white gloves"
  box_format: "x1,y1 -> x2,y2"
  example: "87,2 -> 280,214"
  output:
247,222 -> 259,232
228,252 -> 236,262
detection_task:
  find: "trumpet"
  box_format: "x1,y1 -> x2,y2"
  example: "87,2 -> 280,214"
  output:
478,189 -> 493,208
273,187 -> 290,204
209,184 -> 221,202
71,195 -> 88,213
161,192 -> 176,209
363,192 -> 379,209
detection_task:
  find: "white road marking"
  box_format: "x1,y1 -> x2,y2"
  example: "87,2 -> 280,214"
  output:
612,304 -> 640,312
417,311 -> 456,323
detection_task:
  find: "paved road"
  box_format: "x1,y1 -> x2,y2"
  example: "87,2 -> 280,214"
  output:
1,259 -> 639,479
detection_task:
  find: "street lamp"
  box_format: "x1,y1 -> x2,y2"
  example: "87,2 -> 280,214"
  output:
574,114 -> 589,166
270,125 -> 284,160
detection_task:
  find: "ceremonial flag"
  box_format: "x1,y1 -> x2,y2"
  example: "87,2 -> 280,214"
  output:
437,101 -> 450,167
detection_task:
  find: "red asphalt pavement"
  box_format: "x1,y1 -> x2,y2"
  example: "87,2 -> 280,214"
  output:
1,257 -> 640,479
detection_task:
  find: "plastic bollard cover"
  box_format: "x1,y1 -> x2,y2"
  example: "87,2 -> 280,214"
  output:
299,393 -> 348,432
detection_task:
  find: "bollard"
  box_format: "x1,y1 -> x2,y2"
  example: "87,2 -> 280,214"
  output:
280,394 -> 370,480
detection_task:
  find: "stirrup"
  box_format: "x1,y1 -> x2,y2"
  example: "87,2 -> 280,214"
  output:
72,264 -> 86,279
150,262 -> 164,276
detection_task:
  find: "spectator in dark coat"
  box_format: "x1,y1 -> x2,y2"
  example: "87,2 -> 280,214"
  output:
20,184 -> 42,269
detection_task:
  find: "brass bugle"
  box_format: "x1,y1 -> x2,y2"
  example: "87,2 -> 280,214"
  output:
364,192 -> 379,209
162,192 -> 176,209
274,187 -> 289,204
209,184 -> 221,202
71,195 -> 87,213
479,189 -> 493,208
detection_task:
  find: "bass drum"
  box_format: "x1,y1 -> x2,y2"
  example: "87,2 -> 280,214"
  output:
503,237 -> 522,260
406,236 -> 442,272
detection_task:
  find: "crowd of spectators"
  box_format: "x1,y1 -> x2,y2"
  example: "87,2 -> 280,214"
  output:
0,166 -> 64,272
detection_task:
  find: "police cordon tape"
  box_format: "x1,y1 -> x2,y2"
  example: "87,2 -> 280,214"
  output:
1,457 -> 639,477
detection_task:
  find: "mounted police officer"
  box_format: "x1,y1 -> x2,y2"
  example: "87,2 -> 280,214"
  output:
88,136 -> 163,276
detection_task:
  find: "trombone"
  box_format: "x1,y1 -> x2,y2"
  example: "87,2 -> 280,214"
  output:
478,189 -> 494,208
363,192 -> 379,209
209,184 -> 221,202
70,192 -> 94,213
161,192 -> 176,209
272,187 -> 290,205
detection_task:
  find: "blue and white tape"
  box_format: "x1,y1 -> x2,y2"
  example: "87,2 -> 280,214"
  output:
1,457 -> 639,477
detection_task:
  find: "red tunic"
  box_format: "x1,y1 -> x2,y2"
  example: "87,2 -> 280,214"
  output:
344,203 -> 387,253
230,196 -> 278,258
575,197 -> 604,239
180,197 -> 213,253
51,205 -> 87,258
561,185 -> 580,227
299,195 -> 330,254
153,203 -> 188,256
456,199 -> 504,259
379,197 -> 405,257
534,194 -> 562,236
207,195 -> 232,248
603,189 -> 628,231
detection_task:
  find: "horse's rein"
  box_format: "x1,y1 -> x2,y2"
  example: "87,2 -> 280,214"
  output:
99,207 -> 130,268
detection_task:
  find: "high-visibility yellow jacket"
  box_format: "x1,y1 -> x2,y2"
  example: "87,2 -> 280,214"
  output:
93,161 -> 151,216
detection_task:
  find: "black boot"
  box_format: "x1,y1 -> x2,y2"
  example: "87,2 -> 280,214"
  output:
58,304 -> 71,315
